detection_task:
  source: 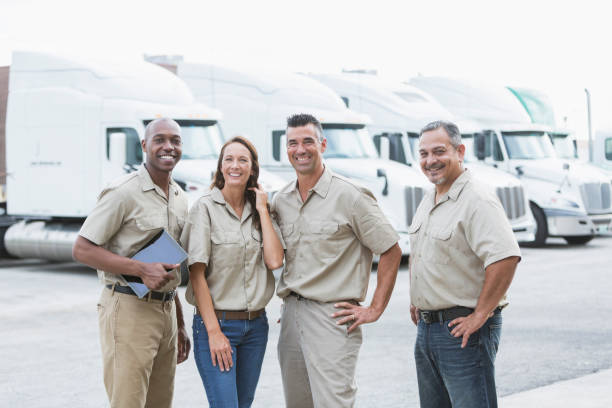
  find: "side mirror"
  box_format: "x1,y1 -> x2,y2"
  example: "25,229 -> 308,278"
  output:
377,168 -> 389,196
475,133 -> 486,160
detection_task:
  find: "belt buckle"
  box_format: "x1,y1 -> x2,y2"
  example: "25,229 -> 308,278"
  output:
163,291 -> 175,302
420,311 -> 433,324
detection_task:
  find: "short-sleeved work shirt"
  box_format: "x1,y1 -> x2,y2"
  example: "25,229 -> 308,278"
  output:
409,170 -> 521,311
180,187 -> 284,311
272,166 -> 399,303
79,166 -> 188,292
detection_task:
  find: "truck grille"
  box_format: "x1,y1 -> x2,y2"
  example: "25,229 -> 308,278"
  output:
580,182 -> 612,213
405,186 -> 425,226
496,186 -> 527,220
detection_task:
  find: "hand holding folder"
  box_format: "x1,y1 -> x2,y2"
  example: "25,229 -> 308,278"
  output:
124,230 -> 188,298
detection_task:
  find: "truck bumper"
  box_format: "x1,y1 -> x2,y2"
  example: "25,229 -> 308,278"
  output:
510,217 -> 536,243
543,208 -> 601,237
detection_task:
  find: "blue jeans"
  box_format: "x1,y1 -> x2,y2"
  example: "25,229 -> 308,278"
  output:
414,310 -> 502,408
192,312 -> 269,408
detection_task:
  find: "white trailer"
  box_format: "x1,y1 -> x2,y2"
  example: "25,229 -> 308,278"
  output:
0,51 -> 286,263
310,72 -> 535,243
174,63 -> 431,255
410,77 -> 612,245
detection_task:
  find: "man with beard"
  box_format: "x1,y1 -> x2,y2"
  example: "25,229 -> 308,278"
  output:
409,120 -> 520,408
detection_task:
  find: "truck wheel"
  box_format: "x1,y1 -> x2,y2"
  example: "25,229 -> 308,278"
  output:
529,202 -> 548,247
179,261 -> 190,286
563,235 -> 593,245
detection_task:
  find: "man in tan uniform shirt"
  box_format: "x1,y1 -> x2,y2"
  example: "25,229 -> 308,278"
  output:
409,120 -> 521,408
272,114 -> 402,408
73,118 -> 190,408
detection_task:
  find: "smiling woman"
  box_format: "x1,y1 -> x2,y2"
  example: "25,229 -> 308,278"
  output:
180,135 -> 284,408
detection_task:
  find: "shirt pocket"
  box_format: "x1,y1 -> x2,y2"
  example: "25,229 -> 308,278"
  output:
135,214 -> 166,231
305,221 -> 341,260
408,220 -> 422,254
251,226 -> 263,248
210,230 -> 243,270
425,226 -> 453,265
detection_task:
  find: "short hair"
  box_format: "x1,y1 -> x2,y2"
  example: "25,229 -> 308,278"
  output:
286,113 -> 324,141
420,120 -> 462,148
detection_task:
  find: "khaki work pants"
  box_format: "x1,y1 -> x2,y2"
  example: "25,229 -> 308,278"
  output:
98,288 -> 178,408
278,295 -> 363,408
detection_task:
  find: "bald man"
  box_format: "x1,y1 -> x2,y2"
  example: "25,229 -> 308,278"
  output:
73,118 -> 190,408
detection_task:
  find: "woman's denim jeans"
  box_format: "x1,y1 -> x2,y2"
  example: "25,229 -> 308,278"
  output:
193,312 -> 269,408
414,310 -> 502,408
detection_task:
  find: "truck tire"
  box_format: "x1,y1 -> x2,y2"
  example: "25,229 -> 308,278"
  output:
563,235 -> 593,245
529,202 -> 548,247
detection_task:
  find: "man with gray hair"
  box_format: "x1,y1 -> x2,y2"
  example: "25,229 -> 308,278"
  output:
408,120 -> 521,408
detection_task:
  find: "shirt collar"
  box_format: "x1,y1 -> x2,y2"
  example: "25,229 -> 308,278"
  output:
139,165 -> 181,197
293,165 -> 332,198
447,169 -> 471,201
138,165 -> 157,192
211,186 -> 226,204
211,186 -> 253,221
311,166 -> 333,198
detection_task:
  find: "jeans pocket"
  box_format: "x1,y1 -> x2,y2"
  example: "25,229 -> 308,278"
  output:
443,321 -> 480,346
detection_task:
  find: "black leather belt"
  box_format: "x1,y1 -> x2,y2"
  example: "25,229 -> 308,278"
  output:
106,284 -> 176,302
419,306 -> 501,324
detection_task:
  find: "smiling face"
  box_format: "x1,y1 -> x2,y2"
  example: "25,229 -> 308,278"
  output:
142,119 -> 182,174
286,123 -> 326,177
419,126 -> 465,190
220,142 -> 254,189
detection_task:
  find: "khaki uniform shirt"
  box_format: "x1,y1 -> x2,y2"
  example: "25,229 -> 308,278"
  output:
272,166 -> 399,302
180,187 -> 284,311
409,170 -> 521,311
79,166 -> 188,292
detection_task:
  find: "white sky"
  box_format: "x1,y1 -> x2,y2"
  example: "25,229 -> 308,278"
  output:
2,0 -> 612,138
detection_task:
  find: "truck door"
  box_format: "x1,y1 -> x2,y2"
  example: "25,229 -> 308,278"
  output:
102,126 -> 142,183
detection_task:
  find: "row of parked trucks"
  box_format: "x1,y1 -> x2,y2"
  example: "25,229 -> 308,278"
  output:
0,51 -> 611,264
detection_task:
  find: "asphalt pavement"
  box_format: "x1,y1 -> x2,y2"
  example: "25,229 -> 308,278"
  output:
1,236 -> 611,407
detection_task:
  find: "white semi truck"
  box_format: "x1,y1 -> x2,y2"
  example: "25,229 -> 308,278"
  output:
507,86 -> 612,187
171,62 -> 431,256
0,51 -> 284,264
594,130 -> 612,171
410,77 -> 612,245
309,72 -> 535,243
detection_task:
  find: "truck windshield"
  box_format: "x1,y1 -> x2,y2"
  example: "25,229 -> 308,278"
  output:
179,123 -> 223,160
551,134 -> 578,159
323,127 -> 377,159
502,132 -> 556,159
